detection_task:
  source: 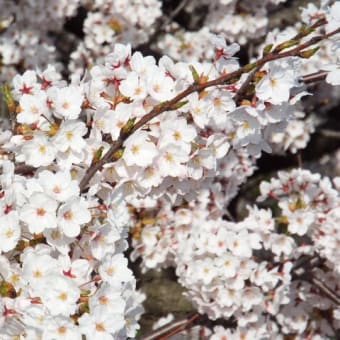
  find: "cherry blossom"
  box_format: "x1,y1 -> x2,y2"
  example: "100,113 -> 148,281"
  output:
0,2 -> 339,339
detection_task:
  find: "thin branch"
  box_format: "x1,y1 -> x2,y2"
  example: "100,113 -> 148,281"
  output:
162,0 -> 190,28
311,276 -> 340,306
79,23 -> 340,192
233,65 -> 261,103
135,0 -> 190,53
300,70 -> 328,84
291,255 -> 340,306
139,313 -> 200,340
319,129 -> 340,139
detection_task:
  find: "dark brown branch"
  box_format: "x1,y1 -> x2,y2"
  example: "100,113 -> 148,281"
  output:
291,255 -> 340,306
79,23 -> 340,192
311,276 -> 340,306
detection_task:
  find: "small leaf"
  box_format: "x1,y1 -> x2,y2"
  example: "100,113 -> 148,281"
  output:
92,146 -> 104,163
242,62 -> 257,72
1,83 -> 16,112
170,100 -> 188,110
263,43 -> 273,55
121,117 -> 137,135
0,280 -> 17,298
299,25 -> 315,37
189,65 -> 200,83
299,46 -> 320,59
274,39 -> 300,52
112,147 -> 125,161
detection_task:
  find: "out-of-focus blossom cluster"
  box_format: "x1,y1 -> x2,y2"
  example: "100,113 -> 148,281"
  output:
0,0 -> 293,80
0,0 -> 80,81
157,0 -> 290,62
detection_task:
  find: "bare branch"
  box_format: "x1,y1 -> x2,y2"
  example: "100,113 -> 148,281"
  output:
300,70 -> 328,84
139,313 -> 200,340
311,276 -> 340,306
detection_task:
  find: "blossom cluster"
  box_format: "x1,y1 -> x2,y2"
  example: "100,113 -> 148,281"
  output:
0,0 -> 339,339
0,157 -> 144,339
135,169 -> 340,338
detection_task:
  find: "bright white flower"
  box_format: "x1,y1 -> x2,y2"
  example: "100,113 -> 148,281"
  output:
78,305 -> 125,340
240,286 -> 263,312
147,71 -> 175,102
21,252 -> 59,287
43,228 -> 75,255
89,282 -> 126,312
270,234 -> 295,256
12,70 -> 38,98
39,275 -> 80,316
187,149 -> 215,180
287,210 -> 315,236
0,211 -> 20,252
21,304 -> 48,333
256,63 -> 296,104
21,133 -> 56,167
41,316 -> 81,340
17,92 -> 50,125
193,258 -> 217,285
207,134 -> 230,159
38,170 -> 79,202
53,120 -> 87,153
211,34 -> 240,60
37,64 -> 64,90
158,117 -> 197,153
216,254 -> 239,278
20,192 -> 58,234
131,52 -> 157,77
187,93 -> 210,128
57,198 -> 91,237
156,144 -> 189,177
119,72 -> 147,101
123,131 -> 158,167
99,253 -> 134,286
323,63 -> 340,86
99,103 -> 135,140
50,86 -> 84,120
226,230 -> 253,257
325,2 -> 340,33
89,223 -> 122,260
135,163 -> 162,189
105,43 -> 131,69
